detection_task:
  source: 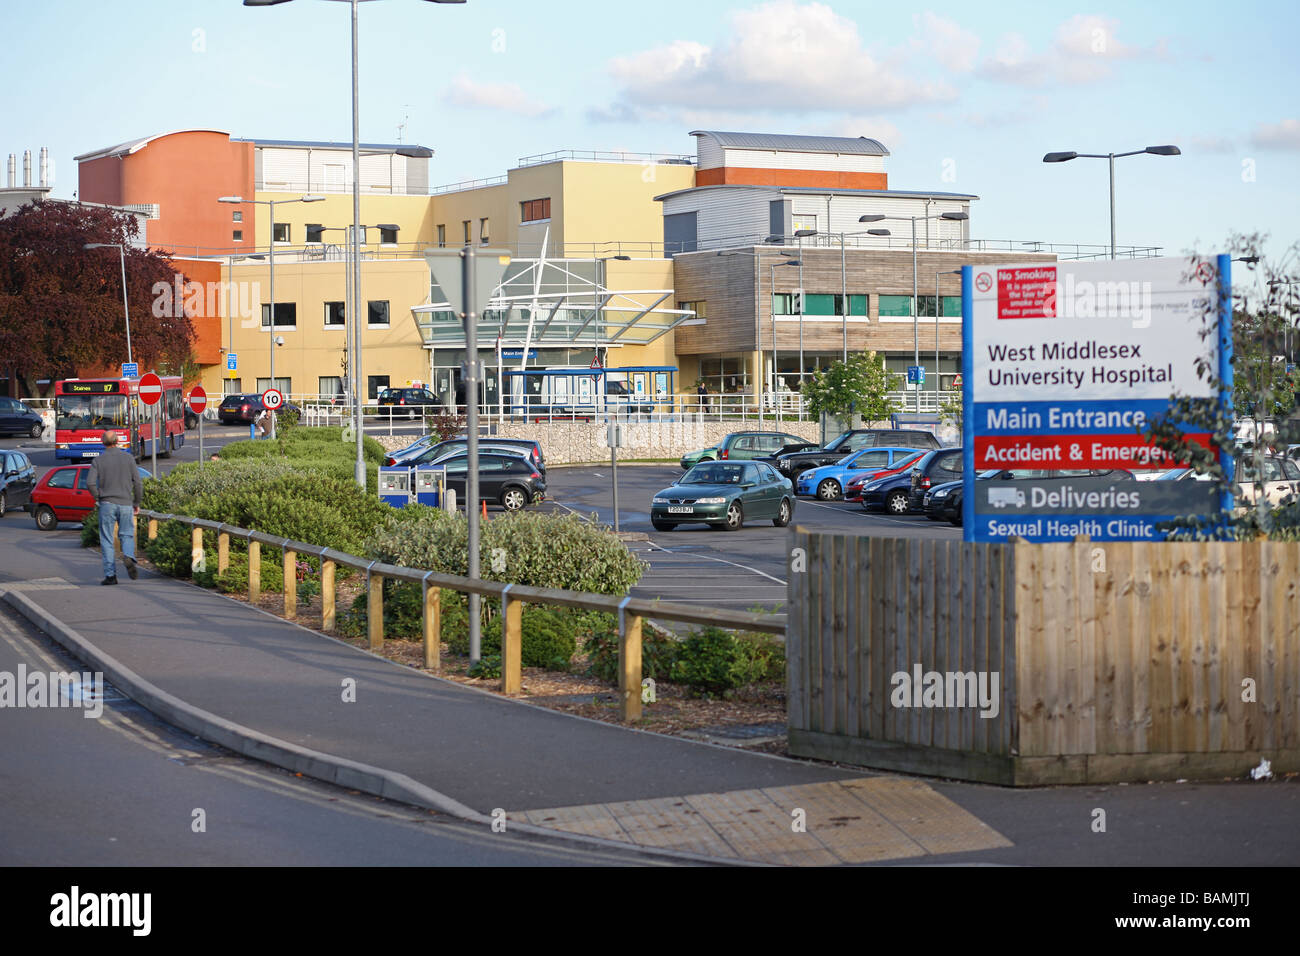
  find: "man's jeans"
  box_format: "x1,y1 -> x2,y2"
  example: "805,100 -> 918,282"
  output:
98,502 -> 136,579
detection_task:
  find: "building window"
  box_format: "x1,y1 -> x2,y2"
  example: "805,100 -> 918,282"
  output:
318,376 -> 343,401
231,211 -> 243,223
792,213 -> 817,233
272,223 -> 291,243
462,220 -> 471,244
479,217 -> 490,244
916,295 -> 962,318
261,302 -> 297,328
324,301 -> 345,327
878,295 -> 914,317
677,300 -> 706,320
367,375 -> 389,400
232,230 -> 243,242
306,224 -> 324,243
379,226 -> 398,245
256,377 -> 291,394
772,293 -> 796,315
223,379 -> 243,395
367,300 -> 390,327
521,198 -> 551,222
437,224 -> 445,247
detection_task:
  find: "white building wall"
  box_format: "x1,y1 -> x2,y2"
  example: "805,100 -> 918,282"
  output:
663,186 -> 778,248
719,148 -> 886,173
257,146 -> 413,194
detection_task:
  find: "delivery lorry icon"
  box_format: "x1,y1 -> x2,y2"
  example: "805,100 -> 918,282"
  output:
988,486 -> 1025,508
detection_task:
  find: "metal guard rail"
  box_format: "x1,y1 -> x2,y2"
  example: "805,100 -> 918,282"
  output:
142,509 -> 785,721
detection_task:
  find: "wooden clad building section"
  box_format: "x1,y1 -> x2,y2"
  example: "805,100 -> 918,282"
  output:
787,530 -> 1300,785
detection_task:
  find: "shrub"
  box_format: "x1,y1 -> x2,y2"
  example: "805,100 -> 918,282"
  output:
467,655 -> 502,680
585,623 -> 680,685
669,626 -> 784,696
448,606 -> 577,670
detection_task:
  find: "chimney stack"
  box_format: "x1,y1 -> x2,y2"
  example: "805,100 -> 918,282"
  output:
6,154 -> 14,188
39,147 -> 48,188
23,149 -> 31,187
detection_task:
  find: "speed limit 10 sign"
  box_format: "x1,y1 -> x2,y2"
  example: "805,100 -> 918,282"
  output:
261,388 -> 284,410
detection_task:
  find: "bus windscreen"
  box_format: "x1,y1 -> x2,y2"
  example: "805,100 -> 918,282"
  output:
56,393 -> 129,431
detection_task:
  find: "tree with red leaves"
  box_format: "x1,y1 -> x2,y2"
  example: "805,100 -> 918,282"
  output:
0,200 -> 195,397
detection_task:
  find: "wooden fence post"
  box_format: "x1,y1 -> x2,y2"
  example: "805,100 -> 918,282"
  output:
501,586 -> 521,693
191,526 -> 203,576
148,518 -> 158,541
248,540 -> 261,603
321,559 -> 336,630
218,530 -> 229,575
619,599 -> 643,722
368,569 -> 384,651
283,546 -> 297,620
423,578 -> 440,670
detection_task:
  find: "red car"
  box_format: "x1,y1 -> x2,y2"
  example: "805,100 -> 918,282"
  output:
842,450 -> 927,503
29,464 -> 153,531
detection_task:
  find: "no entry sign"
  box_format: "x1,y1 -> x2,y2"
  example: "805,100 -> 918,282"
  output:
138,372 -> 163,406
189,385 -> 208,414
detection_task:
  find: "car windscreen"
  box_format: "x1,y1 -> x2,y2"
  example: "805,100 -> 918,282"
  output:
682,462 -> 746,484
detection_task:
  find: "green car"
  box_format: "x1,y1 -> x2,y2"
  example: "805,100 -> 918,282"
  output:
678,430 -> 808,470
651,460 -> 795,531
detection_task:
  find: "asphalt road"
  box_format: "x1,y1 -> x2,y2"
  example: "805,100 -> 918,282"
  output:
539,463 -> 960,613
0,602 -> 659,866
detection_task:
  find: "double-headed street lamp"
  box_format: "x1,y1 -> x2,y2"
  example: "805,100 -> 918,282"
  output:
1042,145 -> 1180,259
716,247 -> 798,422
859,211 -> 969,411
218,194 -> 324,437
82,243 -> 133,365
935,269 -> 962,405
244,0 -> 465,484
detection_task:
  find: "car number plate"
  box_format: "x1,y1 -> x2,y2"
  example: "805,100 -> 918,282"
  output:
667,506 -> 693,514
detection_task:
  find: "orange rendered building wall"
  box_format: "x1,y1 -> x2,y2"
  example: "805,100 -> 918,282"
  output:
695,167 -> 888,190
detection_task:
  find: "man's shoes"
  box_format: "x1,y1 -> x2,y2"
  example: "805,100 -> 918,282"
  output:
124,556 -> 138,580
101,576 -> 118,586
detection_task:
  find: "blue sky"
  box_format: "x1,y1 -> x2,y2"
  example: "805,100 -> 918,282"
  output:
5,0 -> 1298,260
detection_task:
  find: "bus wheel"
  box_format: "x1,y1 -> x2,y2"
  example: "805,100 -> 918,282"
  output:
160,435 -> 172,459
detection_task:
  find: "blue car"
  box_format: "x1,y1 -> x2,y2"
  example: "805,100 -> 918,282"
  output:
795,446 -> 921,501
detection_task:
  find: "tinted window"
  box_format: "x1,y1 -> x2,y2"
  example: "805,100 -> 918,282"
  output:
1283,459 -> 1300,480
732,437 -> 755,452
855,450 -> 892,468
742,464 -> 761,483
48,468 -> 77,489
932,454 -> 962,480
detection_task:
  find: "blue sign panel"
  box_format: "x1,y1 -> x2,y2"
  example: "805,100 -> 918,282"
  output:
121,362 -> 139,378
227,353 -> 238,371
500,349 -> 537,360
906,365 -> 925,384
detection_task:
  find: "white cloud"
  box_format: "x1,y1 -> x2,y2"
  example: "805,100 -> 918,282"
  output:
911,12 -> 980,73
826,116 -> 903,148
441,74 -> 554,118
604,1 -> 955,116
1188,135 -> 1235,154
1251,119 -> 1300,150
979,15 -> 1157,87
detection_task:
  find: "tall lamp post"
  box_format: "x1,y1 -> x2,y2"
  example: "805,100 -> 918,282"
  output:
716,247 -> 798,423
218,195 -> 323,438
858,212 -> 969,412
935,269 -> 962,408
82,243 -> 133,365
244,0 -> 465,483
793,228 -> 817,394
836,227 -> 890,362
1042,145 -> 1180,259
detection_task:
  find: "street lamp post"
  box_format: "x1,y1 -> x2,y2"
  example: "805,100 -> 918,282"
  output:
770,259 -> 801,423
859,212 -> 969,412
243,0 -> 466,481
836,227 -> 891,365
935,269 -> 962,407
793,229 -> 817,395
717,246 -> 796,423
219,194 -> 323,437
82,243 -> 133,365
1042,145 -> 1181,259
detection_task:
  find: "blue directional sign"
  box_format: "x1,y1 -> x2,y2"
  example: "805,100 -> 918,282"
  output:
121,362 -> 139,378
906,365 -> 925,384
226,353 -> 238,371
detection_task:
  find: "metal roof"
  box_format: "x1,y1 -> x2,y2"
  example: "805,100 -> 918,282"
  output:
74,129 -> 232,162
239,138 -> 433,157
691,130 -> 890,156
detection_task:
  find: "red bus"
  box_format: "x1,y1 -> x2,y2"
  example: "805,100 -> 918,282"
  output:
54,376 -> 186,462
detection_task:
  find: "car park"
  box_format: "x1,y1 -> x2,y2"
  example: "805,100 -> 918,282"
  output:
768,428 -> 941,479
0,450 -> 37,517
0,397 -> 45,438
796,446 -> 924,500
27,463 -> 155,530
651,460 -> 794,531
679,431 -> 807,470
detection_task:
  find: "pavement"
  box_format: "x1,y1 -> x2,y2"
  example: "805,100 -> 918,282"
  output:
0,522 -> 1013,867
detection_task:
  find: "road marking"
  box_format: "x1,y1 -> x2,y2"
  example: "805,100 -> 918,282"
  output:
641,541 -> 786,585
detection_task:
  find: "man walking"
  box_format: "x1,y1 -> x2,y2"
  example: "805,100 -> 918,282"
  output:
86,429 -> 143,585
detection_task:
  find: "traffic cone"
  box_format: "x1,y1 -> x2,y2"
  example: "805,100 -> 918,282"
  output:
481,500 -> 489,520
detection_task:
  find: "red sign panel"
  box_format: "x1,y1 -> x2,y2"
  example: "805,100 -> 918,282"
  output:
974,432 -> 1215,471
138,372 -> 163,406
997,267 -> 1057,320
189,385 -> 208,414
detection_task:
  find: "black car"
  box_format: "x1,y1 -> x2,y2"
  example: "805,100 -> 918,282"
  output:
0,397 -> 44,438
377,387 -> 441,417
436,451 -> 546,511
0,450 -> 37,517
768,428 -> 941,479
860,470 -> 919,515
217,393 -> 302,425
393,437 -> 545,474
907,447 -> 966,512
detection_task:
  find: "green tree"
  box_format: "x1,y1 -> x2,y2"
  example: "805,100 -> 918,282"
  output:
801,351 -> 898,426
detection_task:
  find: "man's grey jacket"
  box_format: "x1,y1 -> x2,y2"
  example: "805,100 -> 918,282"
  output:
87,448 -> 143,507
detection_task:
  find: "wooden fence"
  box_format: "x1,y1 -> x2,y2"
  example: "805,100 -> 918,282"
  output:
787,530 -> 1300,784
141,510 -> 784,723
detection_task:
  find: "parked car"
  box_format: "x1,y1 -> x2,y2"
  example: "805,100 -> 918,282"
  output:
907,448 -> 966,512
434,451 -> 546,511
795,446 -> 922,500
217,394 -> 302,425
385,434 -> 437,463
395,437 -> 545,474
928,468 -> 1138,524
679,431 -> 807,470
0,450 -> 37,517
768,428 -> 941,479
377,387 -> 441,417
28,463 -> 155,530
860,470 -> 922,515
651,459 -> 794,531
842,450 -> 927,502
0,397 -> 44,438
